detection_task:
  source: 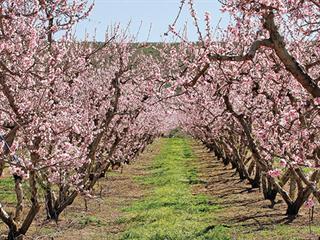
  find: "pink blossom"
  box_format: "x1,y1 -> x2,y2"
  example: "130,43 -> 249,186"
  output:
268,169 -> 282,178
204,11 -> 211,21
50,25 -> 59,33
279,159 -> 287,168
305,198 -> 315,209
314,98 -> 320,106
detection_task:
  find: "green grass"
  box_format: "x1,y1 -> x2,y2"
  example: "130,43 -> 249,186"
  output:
79,215 -> 106,227
0,176 -> 16,204
119,137 -> 230,240
0,175 -> 45,206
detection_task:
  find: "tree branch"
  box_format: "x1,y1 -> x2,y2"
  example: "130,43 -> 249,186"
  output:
208,39 -> 273,62
263,12 -> 320,98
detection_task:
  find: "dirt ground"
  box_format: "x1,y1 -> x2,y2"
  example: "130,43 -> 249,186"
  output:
190,140 -> 320,240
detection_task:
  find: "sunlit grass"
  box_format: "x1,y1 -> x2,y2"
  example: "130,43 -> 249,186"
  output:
119,137 -> 230,240
0,176 -> 16,204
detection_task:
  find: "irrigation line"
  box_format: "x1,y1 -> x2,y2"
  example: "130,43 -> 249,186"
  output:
0,133 -> 22,165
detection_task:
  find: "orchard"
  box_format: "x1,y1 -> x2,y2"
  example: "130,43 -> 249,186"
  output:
0,0 -> 319,239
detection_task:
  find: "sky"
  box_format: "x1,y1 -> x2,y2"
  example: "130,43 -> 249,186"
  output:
74,0 -> 230,42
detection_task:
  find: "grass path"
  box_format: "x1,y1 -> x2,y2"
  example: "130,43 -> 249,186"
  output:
118,137 -> 228,240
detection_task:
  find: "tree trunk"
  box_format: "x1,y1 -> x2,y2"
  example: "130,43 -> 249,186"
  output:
222,156 -> 230,166
262,174 -> 278,207
13,175 -> 23,222
286,202 -> 302,216
7,229 -> 23,240
45,189 -> 59,221
285,187 -> 313,217
0,157 -> 4,177
248,164 -> 261,189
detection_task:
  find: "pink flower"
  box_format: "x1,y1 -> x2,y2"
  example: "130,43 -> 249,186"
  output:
204,12 -> 211,21
268,169 -> 282,178
305,198 -> 315,209
279,159 -> 287,168
50,25 -> 58,33
314,98 -> 320,106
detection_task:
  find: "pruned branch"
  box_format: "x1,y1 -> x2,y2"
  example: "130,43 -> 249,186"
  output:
263,12 -> 320,98
208,39 -> 273,62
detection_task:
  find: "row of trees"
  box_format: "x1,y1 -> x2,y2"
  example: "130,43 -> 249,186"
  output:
0,1 -> 172,239
162,0 -> 320,216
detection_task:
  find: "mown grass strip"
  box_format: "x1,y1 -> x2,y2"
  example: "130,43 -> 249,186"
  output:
0,176 -> 16,204
119,137 -> 230,240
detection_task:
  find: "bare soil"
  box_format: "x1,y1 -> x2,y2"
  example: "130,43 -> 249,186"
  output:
190,140 -> 320,240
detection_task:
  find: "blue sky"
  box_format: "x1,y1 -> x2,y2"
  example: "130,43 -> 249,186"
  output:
74,0 -> 230,42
